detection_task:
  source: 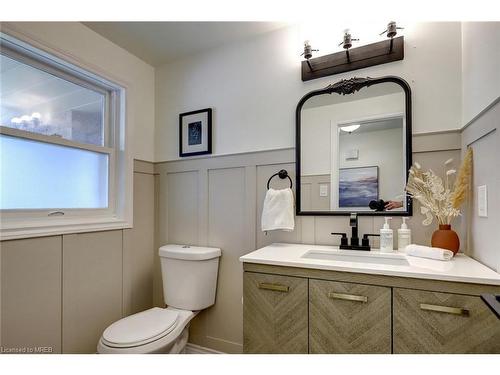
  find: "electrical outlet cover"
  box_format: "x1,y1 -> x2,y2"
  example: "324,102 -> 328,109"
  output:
478,185 -> 488,217
319,184 -> 328,197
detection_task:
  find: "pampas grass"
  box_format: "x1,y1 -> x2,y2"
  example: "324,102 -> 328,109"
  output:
405,148 -> 473,226
451,147 -> 473,209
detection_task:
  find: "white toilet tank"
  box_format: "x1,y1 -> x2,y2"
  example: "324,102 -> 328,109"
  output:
159,244 -> 221,311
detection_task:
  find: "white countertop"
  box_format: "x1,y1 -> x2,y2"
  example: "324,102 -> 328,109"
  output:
239,243 -> 500,286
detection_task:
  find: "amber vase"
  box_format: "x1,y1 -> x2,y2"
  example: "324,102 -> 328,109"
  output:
431,224 -> 460,255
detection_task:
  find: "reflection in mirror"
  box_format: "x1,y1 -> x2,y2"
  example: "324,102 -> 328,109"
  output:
299,80 -> 410,214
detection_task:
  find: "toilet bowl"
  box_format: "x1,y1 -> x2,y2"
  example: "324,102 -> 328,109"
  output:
97,245 -> 221,354
97,307 -> 195,354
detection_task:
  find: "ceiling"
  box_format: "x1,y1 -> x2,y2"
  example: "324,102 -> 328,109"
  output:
339,117 -> 403,135
83,22 -> 287,66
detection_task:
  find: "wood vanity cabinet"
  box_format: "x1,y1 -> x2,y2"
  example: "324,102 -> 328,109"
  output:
243,272 -> 308,353
309,279 -> 391,353
393,288 -> 500,353
243,263 -> 500,354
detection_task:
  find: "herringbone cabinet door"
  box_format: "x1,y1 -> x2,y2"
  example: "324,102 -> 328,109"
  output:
309,279 -> 391,353
394,288 -> 500,353
243,272 -> 308,353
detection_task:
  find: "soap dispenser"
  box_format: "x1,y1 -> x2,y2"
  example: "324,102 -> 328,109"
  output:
397,217 -> 412,252
380,217 -> 393,253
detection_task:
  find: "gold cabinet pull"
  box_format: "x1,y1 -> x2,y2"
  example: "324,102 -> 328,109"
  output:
258,282 -> 289,293
328,292 -> 368,303
420,303 -> 469,316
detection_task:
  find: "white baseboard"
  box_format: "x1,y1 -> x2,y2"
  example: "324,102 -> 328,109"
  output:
185,343 -> 225,354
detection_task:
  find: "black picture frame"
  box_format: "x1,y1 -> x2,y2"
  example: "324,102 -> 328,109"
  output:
295,76 -> 413,217
179,108 -> 212,157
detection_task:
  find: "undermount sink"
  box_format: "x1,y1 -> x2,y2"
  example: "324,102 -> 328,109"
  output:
301,250 -> 410,266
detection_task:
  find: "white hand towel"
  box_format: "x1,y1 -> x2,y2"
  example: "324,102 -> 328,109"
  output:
405,244 -> 454,261
261,188 -> 295,232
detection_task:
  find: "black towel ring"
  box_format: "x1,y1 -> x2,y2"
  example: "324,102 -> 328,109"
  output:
267,169 -> 293,190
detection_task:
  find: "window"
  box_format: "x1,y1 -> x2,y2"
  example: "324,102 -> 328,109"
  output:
0,33 -> 130,239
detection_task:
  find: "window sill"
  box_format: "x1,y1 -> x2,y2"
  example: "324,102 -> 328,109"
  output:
0,216 -> 132,241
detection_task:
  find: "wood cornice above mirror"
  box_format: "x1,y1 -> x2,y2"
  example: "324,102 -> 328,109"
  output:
301,37 -> 404,82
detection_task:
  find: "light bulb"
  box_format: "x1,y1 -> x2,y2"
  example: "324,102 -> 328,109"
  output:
340,124 -> 360,132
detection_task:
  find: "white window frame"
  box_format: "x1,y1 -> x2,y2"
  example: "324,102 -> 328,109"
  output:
0,32 -> 132,240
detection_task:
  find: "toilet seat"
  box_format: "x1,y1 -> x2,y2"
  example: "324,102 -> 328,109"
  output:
102,307 -> 179,348
98,307 -> 196,353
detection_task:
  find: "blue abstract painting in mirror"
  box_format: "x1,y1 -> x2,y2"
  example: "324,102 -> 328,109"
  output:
339,166 -> 378,207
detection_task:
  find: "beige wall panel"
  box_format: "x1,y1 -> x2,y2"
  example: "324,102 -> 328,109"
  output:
1,236 -> 62,353
133,159 -> 155,174
314,216 -> 374,246
461,101 -> 500,272
256,163 -> 302,248
123,172 -> 155,316
153,173 -> 164,307
62,231 -> 123,353
374,150 -> 462,250
189,167 -> 247,353
413,131 -> 461,152
165,171 -> 199,245
300,183 -> 312,211
300,174 -> 331,211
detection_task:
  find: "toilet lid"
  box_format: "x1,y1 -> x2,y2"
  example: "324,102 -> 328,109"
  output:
102,307 -> 179,348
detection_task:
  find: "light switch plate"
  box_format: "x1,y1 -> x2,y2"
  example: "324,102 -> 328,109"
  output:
478,185 -> 488,217
319,184 -> 328,197
344,149 -> 359,160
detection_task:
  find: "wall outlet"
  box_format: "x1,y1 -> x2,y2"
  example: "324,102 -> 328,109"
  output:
478,185 -> 488,217
319,184 -> 328,197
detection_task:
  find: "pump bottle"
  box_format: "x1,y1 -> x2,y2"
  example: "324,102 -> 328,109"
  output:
397,217 -> 412,252
380,217 -> 393,253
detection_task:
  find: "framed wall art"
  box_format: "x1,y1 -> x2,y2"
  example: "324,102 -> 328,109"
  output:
179,108 -> 212,157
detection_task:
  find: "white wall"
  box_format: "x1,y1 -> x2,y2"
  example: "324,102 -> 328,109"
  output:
339,127 -> 404,204
0,22 -> 156,162
155,22 -> 462,161
301,92 -> 404,175
461,22 -> 500,125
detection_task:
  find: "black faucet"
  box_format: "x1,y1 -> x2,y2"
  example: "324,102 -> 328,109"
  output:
349,213 -> 359,247
331,213 -> 380,251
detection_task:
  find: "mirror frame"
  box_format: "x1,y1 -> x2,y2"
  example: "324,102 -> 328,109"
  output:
295,76 -> 413,216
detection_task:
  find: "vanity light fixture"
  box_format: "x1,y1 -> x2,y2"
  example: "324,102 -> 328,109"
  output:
338,29 -> 359,62
300,26 -> 404,81
300,40 -> 319,71
380,21 -> 404,39
380,21 -> 404,52
340,124 -> 360,133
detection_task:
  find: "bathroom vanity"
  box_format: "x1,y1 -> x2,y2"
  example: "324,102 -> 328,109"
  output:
240,243 -> 500,354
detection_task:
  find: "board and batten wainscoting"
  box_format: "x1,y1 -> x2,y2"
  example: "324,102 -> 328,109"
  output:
461,98 -> 500,273
153,130 -> 464,354
0,160 -> 157,353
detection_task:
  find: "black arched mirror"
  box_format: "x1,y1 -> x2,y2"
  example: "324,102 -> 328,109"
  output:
296,76 -> 412,216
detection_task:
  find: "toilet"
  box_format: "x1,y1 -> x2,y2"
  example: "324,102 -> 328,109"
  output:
97,244 -> 221,354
